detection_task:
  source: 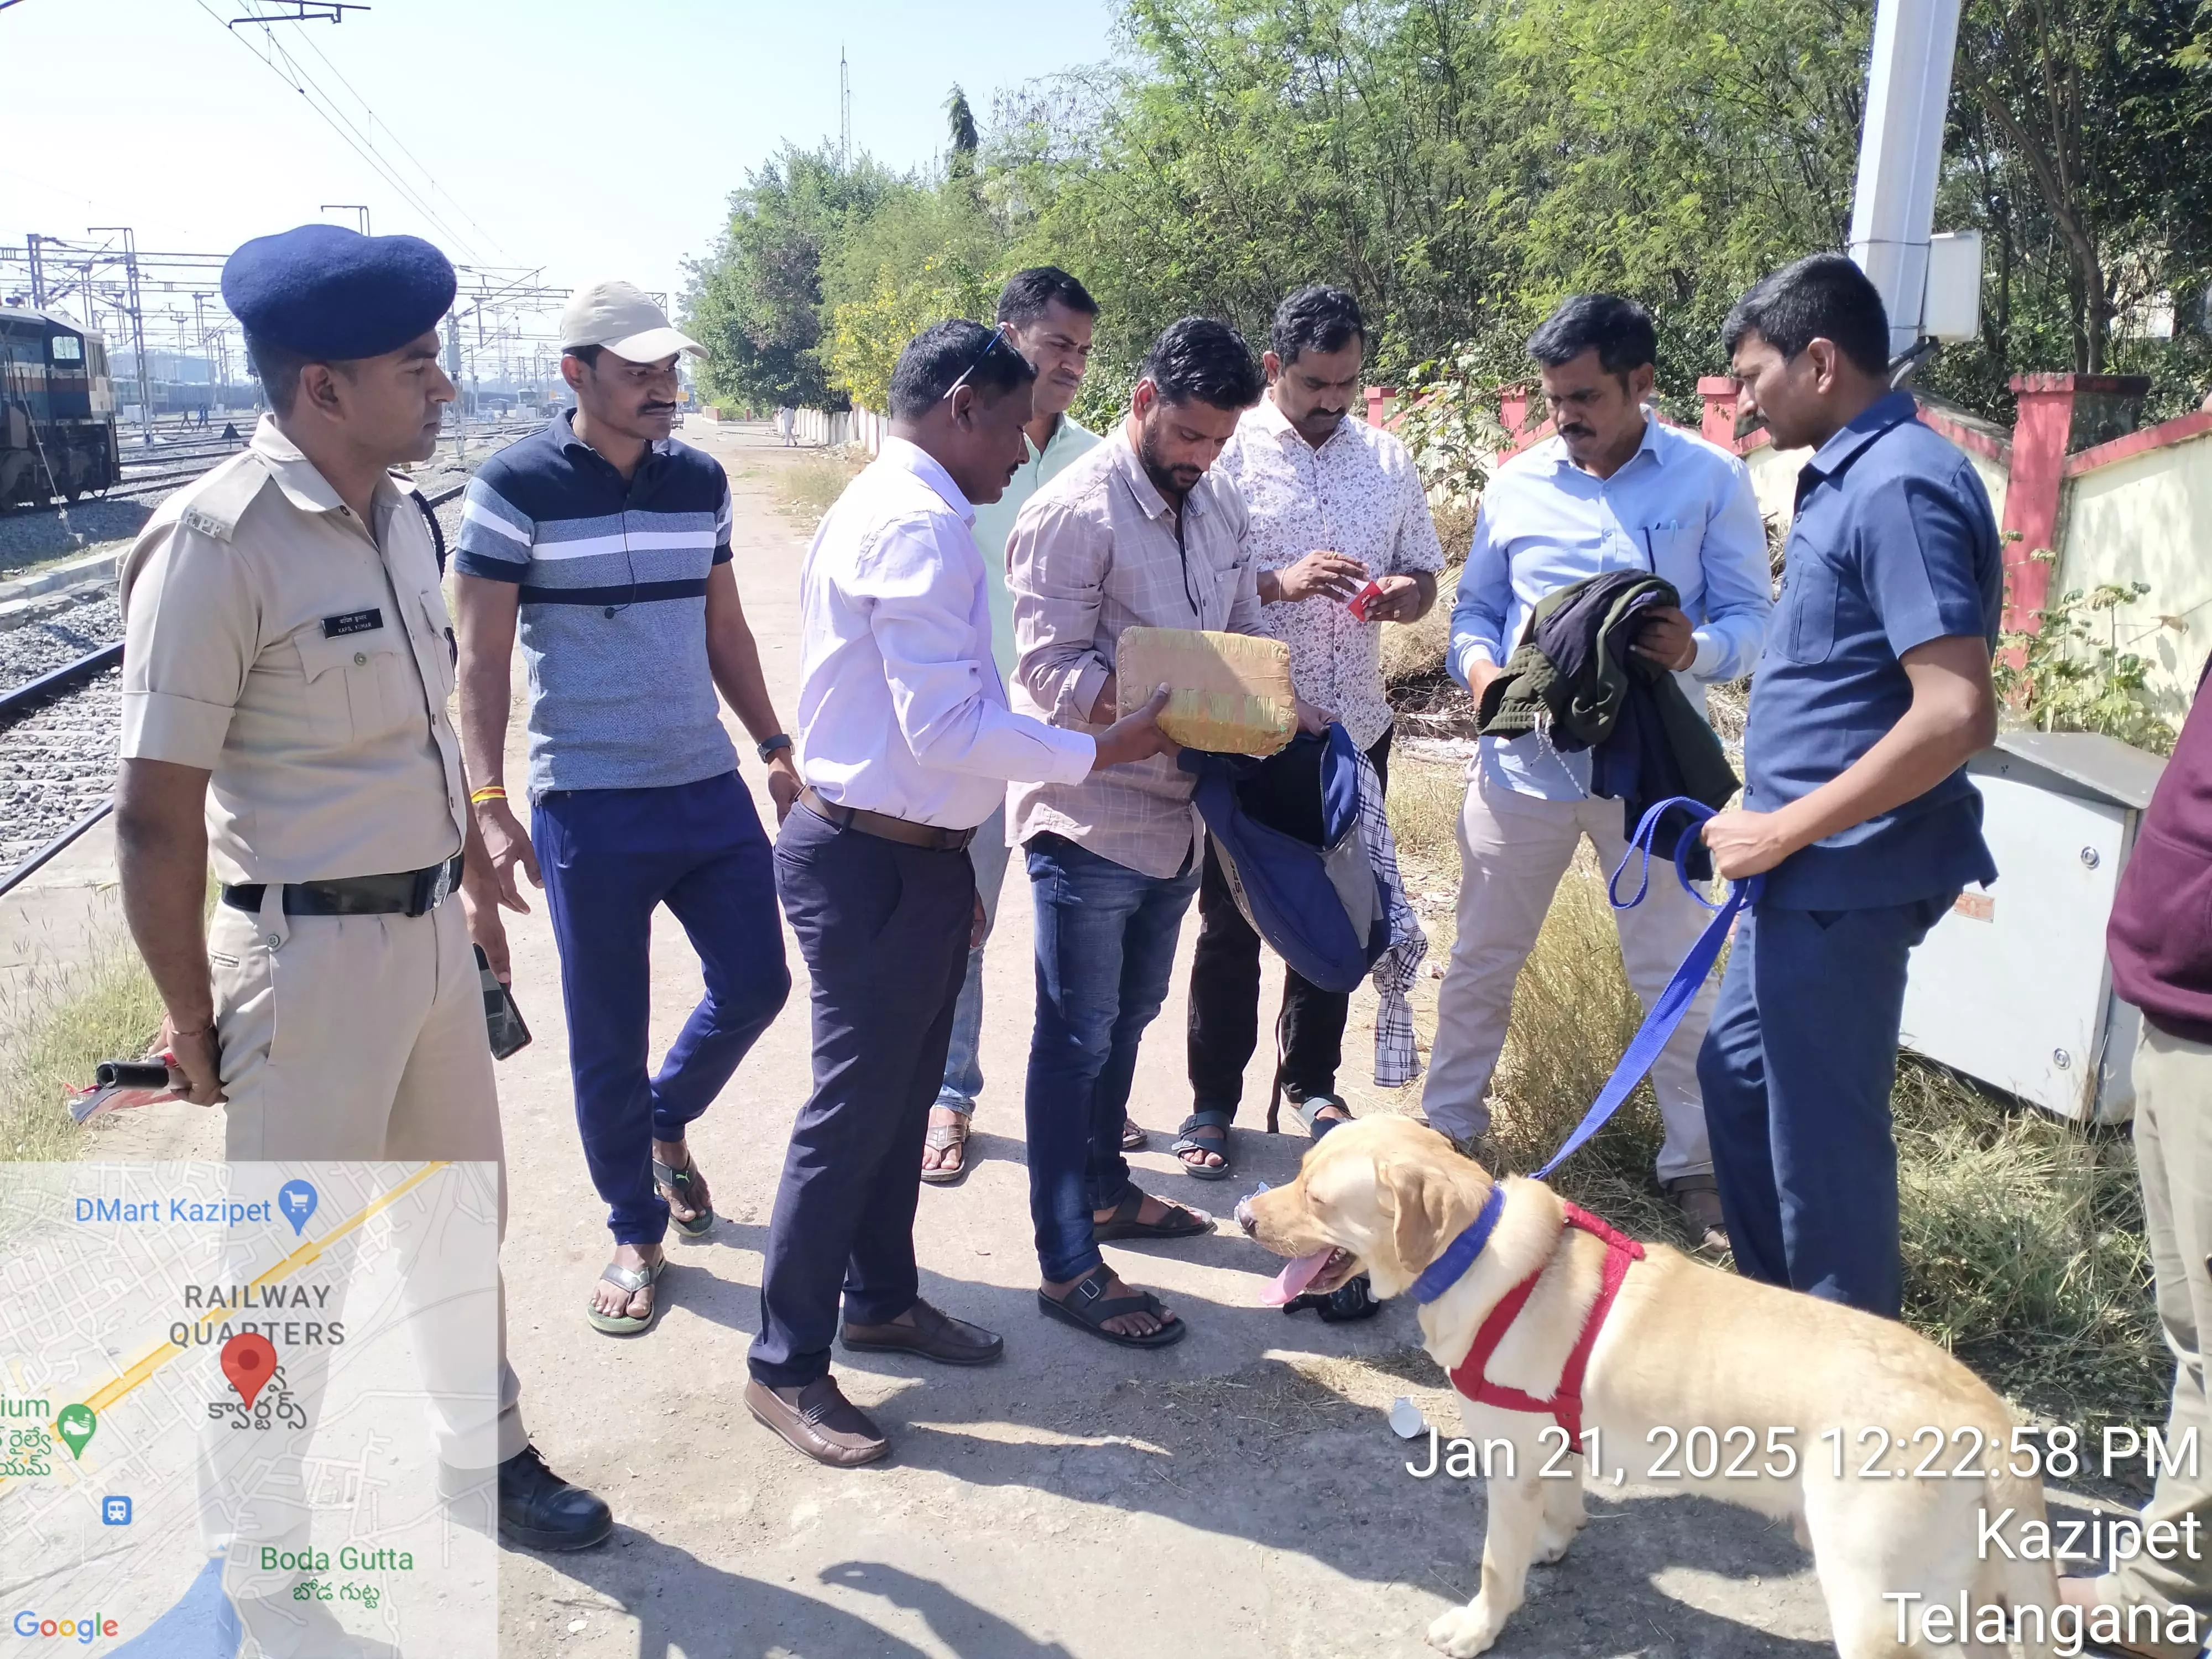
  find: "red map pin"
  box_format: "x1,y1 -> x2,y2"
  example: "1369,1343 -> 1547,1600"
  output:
220,1332 -> 278,1411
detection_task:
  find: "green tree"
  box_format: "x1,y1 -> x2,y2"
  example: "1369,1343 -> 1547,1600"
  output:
682,144 -> 901,410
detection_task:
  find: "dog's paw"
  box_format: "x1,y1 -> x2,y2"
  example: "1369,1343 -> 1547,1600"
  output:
1427,1603 -> 1504,1657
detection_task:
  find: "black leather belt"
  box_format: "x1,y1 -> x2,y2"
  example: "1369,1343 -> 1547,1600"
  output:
799,788 -> 974,852
221,854 -> 463,919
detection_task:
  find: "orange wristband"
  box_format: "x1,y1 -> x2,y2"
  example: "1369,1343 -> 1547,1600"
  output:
469,785 -> 508,806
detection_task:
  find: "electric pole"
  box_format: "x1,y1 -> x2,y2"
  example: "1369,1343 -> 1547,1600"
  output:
839,46 -> 851,171
89,226 -> 152,439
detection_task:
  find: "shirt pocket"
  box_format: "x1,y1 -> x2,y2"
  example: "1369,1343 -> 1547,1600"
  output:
293,625 -> 417,748
1640,520 -> 1702,581
1768,546 -> 1839,665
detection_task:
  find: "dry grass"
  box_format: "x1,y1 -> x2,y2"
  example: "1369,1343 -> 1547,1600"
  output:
0,944 -> 165,1162
1386,809 -> 2166,1421
1385,755 -> 1465,865
772,449 -> 867,528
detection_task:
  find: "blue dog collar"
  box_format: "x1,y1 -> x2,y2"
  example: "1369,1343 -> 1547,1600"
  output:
1408,1183 -> 1506,1305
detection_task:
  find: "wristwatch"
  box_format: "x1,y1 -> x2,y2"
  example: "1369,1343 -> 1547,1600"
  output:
757,733 -> 794,763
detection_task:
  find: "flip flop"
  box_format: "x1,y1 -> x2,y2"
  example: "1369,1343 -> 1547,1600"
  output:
1036,1264 -> 1186,1349
1121,1118 -> 1149,1151
1171,1110 -> 1234,1181
921,1113 -> 972,1187
586,1255 -> 666,1337
1091,1187 -> 1214,1241
653,1151 -> 716,1240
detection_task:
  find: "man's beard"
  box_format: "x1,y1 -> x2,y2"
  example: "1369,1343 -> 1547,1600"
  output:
1136,418 -> 1198,502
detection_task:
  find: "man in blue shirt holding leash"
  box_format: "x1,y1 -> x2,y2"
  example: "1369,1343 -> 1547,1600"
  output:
1701,253 -> 2002,1318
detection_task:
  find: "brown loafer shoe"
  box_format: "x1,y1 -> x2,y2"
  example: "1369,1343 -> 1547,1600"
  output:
841,1298 -> 1004,1366
744,1376 -> 888,1468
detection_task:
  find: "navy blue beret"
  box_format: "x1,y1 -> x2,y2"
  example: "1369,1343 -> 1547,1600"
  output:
221,224 -> 456,360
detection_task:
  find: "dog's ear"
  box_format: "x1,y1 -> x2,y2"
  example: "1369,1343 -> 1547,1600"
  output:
1382,1159 -> 1455,1275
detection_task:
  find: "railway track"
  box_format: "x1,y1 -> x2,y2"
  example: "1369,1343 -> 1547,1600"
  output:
0,481 -> 469,896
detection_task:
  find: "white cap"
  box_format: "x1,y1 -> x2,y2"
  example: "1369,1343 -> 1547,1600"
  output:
559,280 -> 703,363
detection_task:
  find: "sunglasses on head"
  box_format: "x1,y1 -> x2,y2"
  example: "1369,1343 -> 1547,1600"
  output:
941,325 -> 1018,402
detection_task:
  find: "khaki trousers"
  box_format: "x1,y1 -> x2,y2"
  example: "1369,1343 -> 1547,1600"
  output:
208,893 -> 524,1463
2096,1022 -> 2212,1656
1420,761 -> 1718,1183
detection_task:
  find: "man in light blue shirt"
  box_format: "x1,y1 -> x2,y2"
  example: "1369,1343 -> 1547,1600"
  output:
924,268 -> 1105,1185
1426,295 -> 1772,1246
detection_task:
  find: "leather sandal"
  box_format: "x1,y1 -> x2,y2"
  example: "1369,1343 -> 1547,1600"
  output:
1036,1264 -> 1186,1349
920,1113 -> 971,1186
1290,1094 -> 1354,1140
1092,1187 -> 1214,1241
1121,1117 -> 1149,1151
1171,1109 -> 1234,1180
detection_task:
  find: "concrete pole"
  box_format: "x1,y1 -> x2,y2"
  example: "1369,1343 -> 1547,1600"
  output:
1846,0 -> 1965,358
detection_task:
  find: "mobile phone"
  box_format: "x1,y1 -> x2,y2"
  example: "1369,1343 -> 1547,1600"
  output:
474,945 -> 532,1061
1346,579 -> 1386,623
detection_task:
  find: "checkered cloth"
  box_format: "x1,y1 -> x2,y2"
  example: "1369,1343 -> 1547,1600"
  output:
1350,744 -> 1428,1087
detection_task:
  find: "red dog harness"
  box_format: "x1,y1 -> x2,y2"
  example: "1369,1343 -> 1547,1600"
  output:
1447,1202 -> 1644,1442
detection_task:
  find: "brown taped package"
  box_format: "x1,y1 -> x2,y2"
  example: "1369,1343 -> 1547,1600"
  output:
1115,626 -> 1295,757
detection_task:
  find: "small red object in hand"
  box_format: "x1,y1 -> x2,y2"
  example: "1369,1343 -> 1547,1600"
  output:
1345,580 -> 1385,623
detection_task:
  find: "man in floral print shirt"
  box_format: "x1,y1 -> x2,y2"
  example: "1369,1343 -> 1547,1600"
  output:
1177,285 -> 1444,1179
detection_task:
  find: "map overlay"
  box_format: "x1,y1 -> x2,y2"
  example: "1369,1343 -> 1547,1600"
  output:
0,1162 -> 500,1657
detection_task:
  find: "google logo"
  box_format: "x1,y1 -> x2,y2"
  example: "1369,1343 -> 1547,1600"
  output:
11,1612 -> 118,1642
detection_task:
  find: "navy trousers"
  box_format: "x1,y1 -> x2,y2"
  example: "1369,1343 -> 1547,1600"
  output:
750,803 -> 973,1390
535,771 -> 789,1247
1697,894 -> 1953,1317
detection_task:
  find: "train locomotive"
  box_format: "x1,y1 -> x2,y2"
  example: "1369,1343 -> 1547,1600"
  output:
0,307 -> 119,509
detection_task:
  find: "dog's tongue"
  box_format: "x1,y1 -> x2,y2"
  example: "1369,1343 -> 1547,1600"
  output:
1261,1249 -> 1335,1307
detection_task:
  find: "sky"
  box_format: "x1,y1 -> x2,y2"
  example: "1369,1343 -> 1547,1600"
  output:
0,0 -> 1119,342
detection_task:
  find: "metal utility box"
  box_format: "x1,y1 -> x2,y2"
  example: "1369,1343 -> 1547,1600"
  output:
1898,730 -> 2167,1124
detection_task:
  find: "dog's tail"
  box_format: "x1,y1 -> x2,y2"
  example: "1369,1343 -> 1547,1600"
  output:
1981,1448 -> 2060,1659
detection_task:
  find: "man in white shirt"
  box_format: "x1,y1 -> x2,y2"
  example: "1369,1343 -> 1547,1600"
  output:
1180,285 -> 1445,1179
1427,294 -> 1772,1246
924,268 -> 1105,1185
746,320 -> 1170,1468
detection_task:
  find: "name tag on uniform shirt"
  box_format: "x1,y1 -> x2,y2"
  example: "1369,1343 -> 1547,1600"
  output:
321,608 -> 383,638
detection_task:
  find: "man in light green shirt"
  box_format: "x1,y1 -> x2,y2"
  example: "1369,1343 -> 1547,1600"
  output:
923,267 -> 1105,1185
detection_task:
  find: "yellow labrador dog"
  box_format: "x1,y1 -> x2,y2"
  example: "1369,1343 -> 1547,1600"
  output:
1238,1118 -> 2056,1657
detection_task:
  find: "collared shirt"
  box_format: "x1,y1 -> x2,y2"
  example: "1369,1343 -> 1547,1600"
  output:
794,435 -> 1095,830
969,412 -> 1100,677
1217,396 -> 1446,750
1448,415 -> 1772,799
1745,390 -> 2003,909
1006,427 -> 1264,879
452,409 -> 737,797
118,415 -> 465,886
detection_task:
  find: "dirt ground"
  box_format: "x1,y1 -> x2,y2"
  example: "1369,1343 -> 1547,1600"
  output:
23,420 -> 1850,1658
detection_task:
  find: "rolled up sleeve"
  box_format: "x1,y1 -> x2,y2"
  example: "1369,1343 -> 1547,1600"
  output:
1689,457 -> 1775,681
1447,500 -> 1511,688
118,521 -> 253,769
861,518 -> 1095,785
1009,495 -> 1112,726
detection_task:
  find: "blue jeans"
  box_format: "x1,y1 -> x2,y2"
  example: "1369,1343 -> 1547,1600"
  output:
1697,894 -> 1953,1318
1023,832 -> 1201,1283
535,771 -> 790,1246
937,806 -> 1012,1113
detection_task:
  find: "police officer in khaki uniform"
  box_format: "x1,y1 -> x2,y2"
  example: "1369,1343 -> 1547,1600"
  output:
113,225 -> 610,1559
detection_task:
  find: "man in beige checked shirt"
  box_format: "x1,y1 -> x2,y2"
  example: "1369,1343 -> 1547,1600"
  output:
1006,316 -> 1323,1348
1181,286 -> 1443,1181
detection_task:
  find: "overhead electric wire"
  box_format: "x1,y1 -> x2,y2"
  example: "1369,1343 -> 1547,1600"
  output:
195,0 -> 481,257
291,24 -> 506,254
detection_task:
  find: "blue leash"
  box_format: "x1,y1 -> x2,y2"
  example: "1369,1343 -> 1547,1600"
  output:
1527,796 -> 1762,1182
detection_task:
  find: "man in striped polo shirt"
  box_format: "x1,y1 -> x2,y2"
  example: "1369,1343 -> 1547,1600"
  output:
453,281 -> 795,1337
